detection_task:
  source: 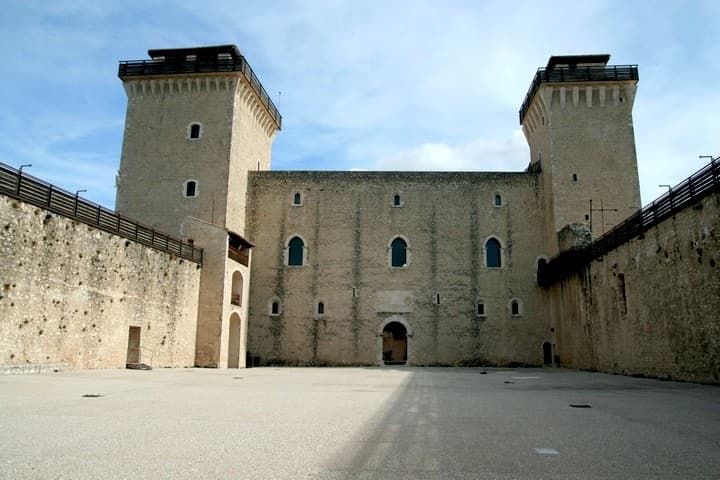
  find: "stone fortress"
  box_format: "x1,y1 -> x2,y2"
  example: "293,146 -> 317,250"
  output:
1,46 -> 718,383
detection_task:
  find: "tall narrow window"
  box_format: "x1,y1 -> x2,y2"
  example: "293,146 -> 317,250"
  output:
510,299 -> 521,316
494,194 -> 502,207
271,301 -> 280,315
288,236 -> 304,266
292,192 -> 302,206
393,194 -> 401,207
317,301 -> 325,315
184,180 -> 198,198
485,238 -> 501,268
477,302 -> 486,317
390,237 -> 407,268
188,123 -> 202,140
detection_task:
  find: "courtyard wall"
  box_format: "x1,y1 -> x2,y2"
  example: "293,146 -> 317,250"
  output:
548,192 -> 720,383
0,195 -> 201,370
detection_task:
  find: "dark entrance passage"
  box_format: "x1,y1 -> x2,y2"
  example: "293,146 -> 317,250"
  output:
127,326 -> 141,364
382,322 -> 407,365
543,342 -> 553,365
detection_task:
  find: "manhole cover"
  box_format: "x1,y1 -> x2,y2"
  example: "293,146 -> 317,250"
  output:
569,404 -> 592,408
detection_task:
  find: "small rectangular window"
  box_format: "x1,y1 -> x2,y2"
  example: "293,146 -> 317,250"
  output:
436,294 -> 440,305
572,173 -> 578,182
477,303 -> 485,316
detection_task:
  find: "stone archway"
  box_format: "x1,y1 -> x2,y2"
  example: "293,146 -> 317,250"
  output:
377,317 -> 412,366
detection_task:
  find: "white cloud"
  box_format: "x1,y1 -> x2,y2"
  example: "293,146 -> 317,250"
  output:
369,130 -> 528,172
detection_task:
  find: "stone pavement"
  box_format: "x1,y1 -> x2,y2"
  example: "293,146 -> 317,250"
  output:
1,367 -> 718,479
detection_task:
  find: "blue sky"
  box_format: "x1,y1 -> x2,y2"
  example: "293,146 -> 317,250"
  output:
0,1 -> 718,209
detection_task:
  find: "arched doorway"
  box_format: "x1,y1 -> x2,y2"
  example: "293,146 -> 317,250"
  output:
227,313 -> 241,368
382,322 -> 408,365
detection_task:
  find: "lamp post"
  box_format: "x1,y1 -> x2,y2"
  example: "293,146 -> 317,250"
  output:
17,164 -> 32,195
73,189 -> 87,217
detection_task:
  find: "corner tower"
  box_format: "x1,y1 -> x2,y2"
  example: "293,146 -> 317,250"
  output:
521,55 -> 640,243
115,46 -> 281,368
115,45 -> 281,237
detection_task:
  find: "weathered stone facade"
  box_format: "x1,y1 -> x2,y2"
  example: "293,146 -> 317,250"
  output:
245,171 -> 552,365
0,196 -> 201,370
3,46 -> 716,383
547,192 -> 720,383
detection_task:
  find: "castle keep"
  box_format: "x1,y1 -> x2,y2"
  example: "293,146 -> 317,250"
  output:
2,46 -> 718,382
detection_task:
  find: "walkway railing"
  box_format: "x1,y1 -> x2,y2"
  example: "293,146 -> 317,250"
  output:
119,55 -> 282,130
519,64 -> 639,124
0,162 -> 203,264
539,156 -> 719,286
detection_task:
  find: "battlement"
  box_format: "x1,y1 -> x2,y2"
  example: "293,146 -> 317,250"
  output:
118,44 -> 282,129
519,55 -> 638,124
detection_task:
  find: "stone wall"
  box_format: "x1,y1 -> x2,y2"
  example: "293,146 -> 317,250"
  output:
246,171 -> 553,366
547,193 -> 720,383
0,195 -> 201,370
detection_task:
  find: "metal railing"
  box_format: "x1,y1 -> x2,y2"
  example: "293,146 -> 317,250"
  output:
118,56 -> 282,129
519,64 -> 639,124
227,245 -> 249,266
538,156 -> 719,286
0,162 -> 203,264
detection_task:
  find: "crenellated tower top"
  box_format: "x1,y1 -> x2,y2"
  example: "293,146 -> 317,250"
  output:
520,54 -> 641,244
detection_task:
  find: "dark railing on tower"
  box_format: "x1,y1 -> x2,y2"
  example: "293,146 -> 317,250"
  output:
118,47 -> 282,130
519,64 -> 639,124
0,162 -> 203,264
538,156 -> 720,286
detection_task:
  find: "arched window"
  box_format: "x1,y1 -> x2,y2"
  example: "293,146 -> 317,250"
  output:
317,301 -> 325,316
510,299 -> 522,316
390,237 -> 407,268
485,238 -> 501,268
188,122 -> 202,140
393,194 -> 401,207
231,271 -> 243,306
292,192 -> 302,206
270,300 -> 280,315
288,236 -> 304,266
184,180 -> 198,198
494,194 -> 502,207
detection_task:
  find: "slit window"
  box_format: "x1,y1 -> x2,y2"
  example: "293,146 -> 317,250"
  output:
317,301 -> 325,315
189,123 -> 201,139
184,180 -> 198,198
393,194 -> 401,207
292,192 -> 302,206
511,300 -> 520,316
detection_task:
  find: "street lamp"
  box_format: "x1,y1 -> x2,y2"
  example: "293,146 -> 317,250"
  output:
74,189 -> 87,216
16,164 -> 32,195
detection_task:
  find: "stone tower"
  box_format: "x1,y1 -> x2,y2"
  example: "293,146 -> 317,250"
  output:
116,45 -> 281,367
116,45 -> 281,236
520,55 -> 641,245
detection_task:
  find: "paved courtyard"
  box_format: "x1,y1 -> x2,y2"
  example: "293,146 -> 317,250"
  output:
1,367 -> 719,479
